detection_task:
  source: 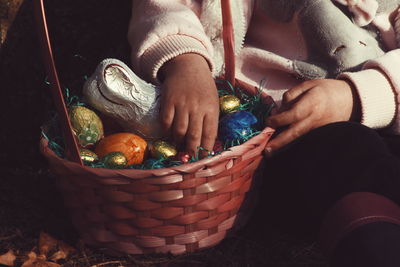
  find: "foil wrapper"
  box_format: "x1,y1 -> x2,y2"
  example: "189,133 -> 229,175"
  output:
95,133 -> 147,165
150,141 -> 177,159
69,106 -> 104,147
79,148 -> 99,163
219,95 -> 241,114
176,152 -> 191,163
83,58 -> 162,140
219,111 -> 258,142
102,152 -> 128,169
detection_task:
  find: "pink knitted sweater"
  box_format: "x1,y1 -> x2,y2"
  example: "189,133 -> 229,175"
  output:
128,0 -> 400,134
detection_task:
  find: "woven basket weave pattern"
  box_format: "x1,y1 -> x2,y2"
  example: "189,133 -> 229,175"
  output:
41,129 -> 273,254
36,0 -> 275,255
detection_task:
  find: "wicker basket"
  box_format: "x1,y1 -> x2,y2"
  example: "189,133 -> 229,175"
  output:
36,0 -> 275,255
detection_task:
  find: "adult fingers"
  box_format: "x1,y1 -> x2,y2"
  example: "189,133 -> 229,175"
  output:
185,113 -> 204,156
200,113 -> 218,157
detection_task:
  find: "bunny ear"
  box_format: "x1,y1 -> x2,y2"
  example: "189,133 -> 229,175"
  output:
334,0 -> 379,26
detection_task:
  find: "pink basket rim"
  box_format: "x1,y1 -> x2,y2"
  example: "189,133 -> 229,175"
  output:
40,127 -> 274,179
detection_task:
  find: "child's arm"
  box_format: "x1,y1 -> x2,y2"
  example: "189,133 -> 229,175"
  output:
340,50 -> 400,134
128,0 -> 219,154
128,0 -> 214,84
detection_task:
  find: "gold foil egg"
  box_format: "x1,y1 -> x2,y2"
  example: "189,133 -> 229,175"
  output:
102,152 -> 128,169
150,141 -> 177,159
69,105 -> 104,147
79,148 -> 99,163
219,95 -> 241,114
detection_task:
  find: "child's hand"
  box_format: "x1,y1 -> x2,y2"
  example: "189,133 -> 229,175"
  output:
265,79 -> 360,153
159,53 -> 219,156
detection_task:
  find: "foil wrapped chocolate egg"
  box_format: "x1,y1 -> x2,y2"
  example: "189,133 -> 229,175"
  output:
79,148 -> 99,163
102,152 -> 127,169
176,152 -> 191,163
219,111 -> 258,142
150,141 -> 177,159
69,106 -> 104,147
219,95 -> 241,114
95,133 -> 147,165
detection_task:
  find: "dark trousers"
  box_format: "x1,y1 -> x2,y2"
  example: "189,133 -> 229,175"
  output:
255,122 -> 400,266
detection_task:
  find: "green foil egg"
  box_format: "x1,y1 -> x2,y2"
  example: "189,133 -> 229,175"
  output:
69,106 -> 104,147
102,152 -> 128,169
79,148 -> 99,163
150,141 -> 177,159
219,95 -> 241,114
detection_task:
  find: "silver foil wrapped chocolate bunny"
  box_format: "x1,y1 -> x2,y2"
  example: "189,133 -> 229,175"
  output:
83,59 -> 162,139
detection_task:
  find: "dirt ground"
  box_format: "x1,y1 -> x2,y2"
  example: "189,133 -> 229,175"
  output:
0,0 -> 328,266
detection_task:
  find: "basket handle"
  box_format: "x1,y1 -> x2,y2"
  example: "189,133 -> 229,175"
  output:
33,0 -> 83,165
221,0 -> 236,86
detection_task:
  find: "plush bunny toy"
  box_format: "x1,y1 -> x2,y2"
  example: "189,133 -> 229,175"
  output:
259,0 -> 400,79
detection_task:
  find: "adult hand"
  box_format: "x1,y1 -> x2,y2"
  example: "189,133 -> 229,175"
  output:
159,53 -> 219,156
265,79 -> 360,154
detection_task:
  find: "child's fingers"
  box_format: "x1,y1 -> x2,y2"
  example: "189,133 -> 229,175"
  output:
172,109 -> 189,146
201,113 -> 218,156
281,81 -> 314,105
266,118 -> 313,152
266,101 -> 311,128
185,113 -> 203,155
160,102 -> 175,137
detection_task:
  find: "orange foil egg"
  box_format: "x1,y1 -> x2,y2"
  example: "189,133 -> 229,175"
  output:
95,133 -> 147,165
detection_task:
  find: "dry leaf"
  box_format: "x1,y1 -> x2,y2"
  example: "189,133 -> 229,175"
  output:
22,259 -> 61,267
21,252 -> 61,267
0,250 -> 16,266
40,262 -> 61,267
21,251 -> 38,267
49,242 -> 76,262
48,251 -> 65,263
38,233 -> 58,256
20,232 -> 75,267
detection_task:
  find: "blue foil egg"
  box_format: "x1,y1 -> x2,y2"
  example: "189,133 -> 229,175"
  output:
219,111 -> 258,142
